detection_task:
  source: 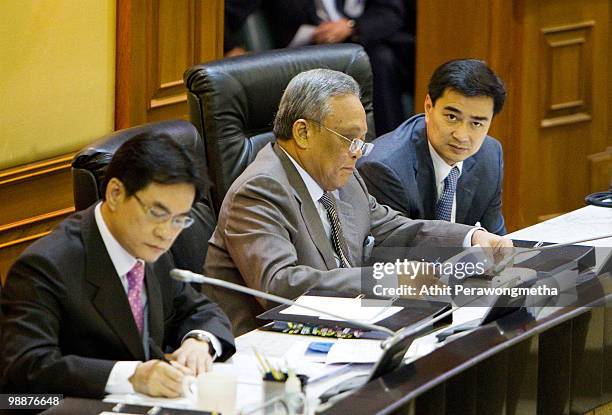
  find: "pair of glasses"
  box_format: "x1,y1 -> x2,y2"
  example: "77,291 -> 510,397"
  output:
309,120 -> 374,157
133,194 -> 195,229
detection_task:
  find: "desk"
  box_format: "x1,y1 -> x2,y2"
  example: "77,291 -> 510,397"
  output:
320,205 -> 612,414
42,206 -> 612,414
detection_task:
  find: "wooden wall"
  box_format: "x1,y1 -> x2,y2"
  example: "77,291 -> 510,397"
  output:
415,0 -> 611,231
115,0 -> 224,129
0,0 -> 224,283
0,157 -> 74,284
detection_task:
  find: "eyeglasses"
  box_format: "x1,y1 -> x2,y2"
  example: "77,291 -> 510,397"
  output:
309,120 -> 374,157
133,193 -> 195,229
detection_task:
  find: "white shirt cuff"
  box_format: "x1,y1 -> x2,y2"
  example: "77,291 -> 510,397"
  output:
104,361 -> 140,394
182,330 -> 222,360
464,227 -> 485,247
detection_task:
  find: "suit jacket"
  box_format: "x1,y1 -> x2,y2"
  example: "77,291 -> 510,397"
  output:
204,143 -> 473,335
0,205 -> 235,398
357,114 -> 506,235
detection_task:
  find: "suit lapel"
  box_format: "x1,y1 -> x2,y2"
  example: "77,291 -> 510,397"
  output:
82,208 -> 146,361
144,264 -> 163,347
273,144 -> 337,269
456,157 -> 480,225
414,137 -> 437,219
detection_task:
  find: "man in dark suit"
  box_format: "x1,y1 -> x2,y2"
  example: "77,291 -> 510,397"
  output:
357,59 -> 507,235
224,0 -> 415,134
204,68 -> 513,335
0,135 -> 235,398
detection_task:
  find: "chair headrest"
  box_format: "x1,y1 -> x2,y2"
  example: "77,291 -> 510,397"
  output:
71,120 -> 205,210
184,44 -> 375,211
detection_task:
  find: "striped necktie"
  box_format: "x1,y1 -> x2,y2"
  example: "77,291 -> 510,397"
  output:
319,192 -> 351,268
435,166 -> 460,222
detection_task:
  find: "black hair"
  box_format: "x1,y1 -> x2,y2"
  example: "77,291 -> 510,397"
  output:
428,59 -> 506,115
101,133 -> 204,202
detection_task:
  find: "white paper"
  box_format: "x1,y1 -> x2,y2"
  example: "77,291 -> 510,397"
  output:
325,338 -> 383,364
280,295 -> 402,323
508,205 -> 612,246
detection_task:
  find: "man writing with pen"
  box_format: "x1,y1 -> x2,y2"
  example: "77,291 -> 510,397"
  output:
0,134 -> 235,398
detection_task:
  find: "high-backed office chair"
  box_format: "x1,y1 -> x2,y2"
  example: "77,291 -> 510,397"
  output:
184,43 -> 376,213
71,120 -> 215,274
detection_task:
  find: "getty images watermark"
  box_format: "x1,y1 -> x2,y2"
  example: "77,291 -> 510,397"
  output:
359,245 -> 609,309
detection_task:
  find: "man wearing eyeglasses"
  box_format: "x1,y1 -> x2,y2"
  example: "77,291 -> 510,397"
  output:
204,68 -> 512,336
1,135 -> 235,398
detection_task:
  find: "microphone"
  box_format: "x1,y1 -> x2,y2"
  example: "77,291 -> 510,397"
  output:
492,233 -> 612,275
170,269 -> 396,336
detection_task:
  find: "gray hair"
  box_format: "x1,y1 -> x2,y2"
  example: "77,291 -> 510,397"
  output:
273,69 -> 361,139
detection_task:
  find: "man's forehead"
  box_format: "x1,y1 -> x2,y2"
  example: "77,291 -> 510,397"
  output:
138,182 -> 195,211
437,89 -> 493,118
324,96 -> 366,128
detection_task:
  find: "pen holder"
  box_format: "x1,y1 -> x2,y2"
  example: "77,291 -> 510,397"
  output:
262,372 -> 308,413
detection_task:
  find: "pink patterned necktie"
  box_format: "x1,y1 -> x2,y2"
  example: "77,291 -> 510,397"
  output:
126,262 -> 145,335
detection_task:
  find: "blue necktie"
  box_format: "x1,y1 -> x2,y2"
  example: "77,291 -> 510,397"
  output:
435,166 -> 460,222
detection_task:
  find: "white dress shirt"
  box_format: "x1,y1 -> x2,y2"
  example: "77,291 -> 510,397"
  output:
94,203 -> 222,394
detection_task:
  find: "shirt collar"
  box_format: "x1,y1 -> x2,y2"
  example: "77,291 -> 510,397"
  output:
428,140 -> 463,185
280,146 -> 340,204
94,202 -> 142,277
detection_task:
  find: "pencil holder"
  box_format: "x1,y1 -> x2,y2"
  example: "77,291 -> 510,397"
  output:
262,372 -> 308,412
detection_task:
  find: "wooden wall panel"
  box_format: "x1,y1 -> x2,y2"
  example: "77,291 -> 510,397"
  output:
518,0 -> 609,225
588,147 -> 612,193
416,0 -> 611,231
0,156 -> 75,284
540,22 -> 593,128
116,0 -> 224,129
2,0 -> 226,285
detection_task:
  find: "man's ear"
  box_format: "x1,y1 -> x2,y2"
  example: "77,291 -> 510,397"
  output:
104,178 -> 125,211
424,94 -> 433,122
292,119 -> 309,149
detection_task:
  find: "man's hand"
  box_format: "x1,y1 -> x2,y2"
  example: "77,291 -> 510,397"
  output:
129,360 -> 191,397
471,229 -> 514,262
313,18 -> 353,44
171,338 -> 213,376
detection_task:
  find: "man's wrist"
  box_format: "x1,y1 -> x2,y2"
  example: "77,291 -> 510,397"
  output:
347,18 -> 359,41
183,332 -> 215,357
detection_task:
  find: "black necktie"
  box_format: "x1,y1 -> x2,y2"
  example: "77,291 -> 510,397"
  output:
319,192 -> 351,268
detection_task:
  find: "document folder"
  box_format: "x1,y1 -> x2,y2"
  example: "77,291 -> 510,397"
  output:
257,289 -> 450,333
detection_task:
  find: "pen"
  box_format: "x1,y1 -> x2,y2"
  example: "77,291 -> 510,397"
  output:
148,337 -> 172,364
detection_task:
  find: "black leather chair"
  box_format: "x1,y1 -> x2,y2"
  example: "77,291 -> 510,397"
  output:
71,120 -> 215,274
184,43 -> 376,213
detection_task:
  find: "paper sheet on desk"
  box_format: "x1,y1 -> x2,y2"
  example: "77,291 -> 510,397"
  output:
280,295 -> 402,323
325,338 -> 383,364
104,360 -> 265,411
